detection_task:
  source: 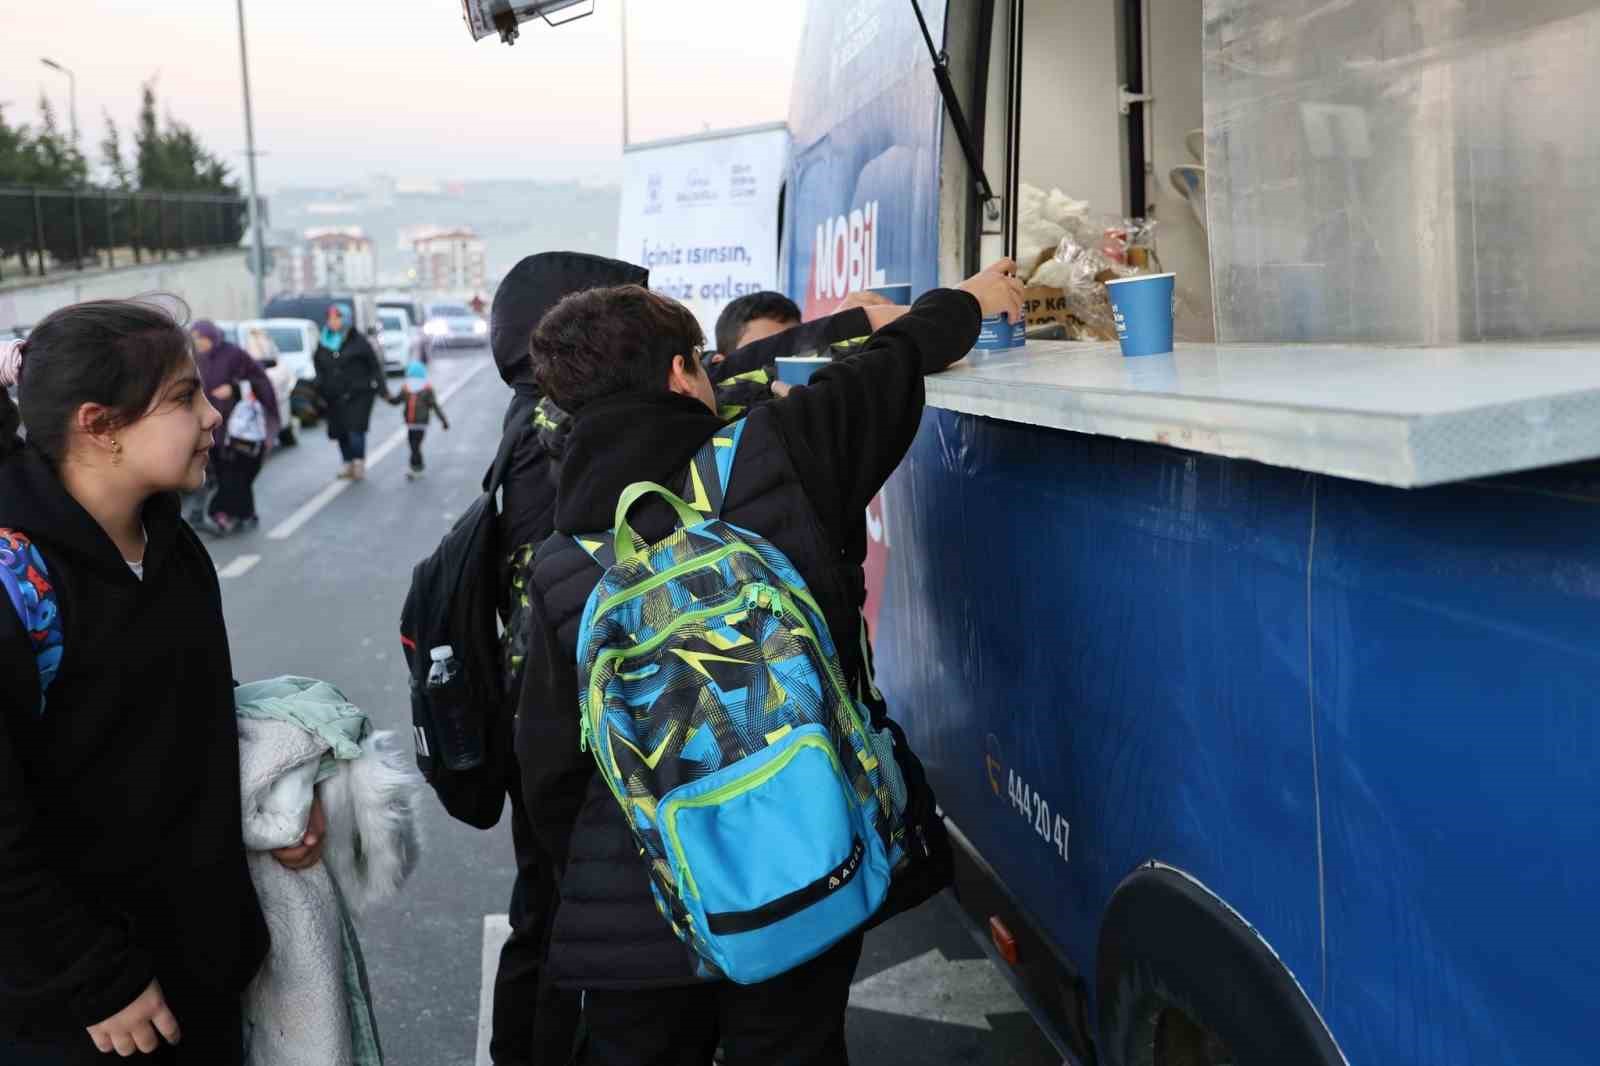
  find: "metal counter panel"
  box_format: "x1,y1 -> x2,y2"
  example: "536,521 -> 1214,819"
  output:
924,340 -> 1600,486
874,407 -> 1600,1065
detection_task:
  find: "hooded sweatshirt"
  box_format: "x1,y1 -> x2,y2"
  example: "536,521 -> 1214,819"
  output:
191,319 -> 281,449
490,251 -> 650,401
0,448 -> 269,1053
490,252 -> 654,661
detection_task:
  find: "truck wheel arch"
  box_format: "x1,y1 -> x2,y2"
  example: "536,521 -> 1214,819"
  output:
1096,861 -> 1347,1066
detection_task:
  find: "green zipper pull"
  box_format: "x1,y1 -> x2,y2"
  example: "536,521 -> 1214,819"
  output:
745,583 -> 785,618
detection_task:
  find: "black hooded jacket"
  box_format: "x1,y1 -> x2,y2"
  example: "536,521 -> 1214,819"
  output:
0,450 -> 268,1050
312,328 -> 386,439
514,288 -> 981,988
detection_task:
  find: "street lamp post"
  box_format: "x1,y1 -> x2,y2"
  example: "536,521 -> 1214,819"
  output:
39,58 -> 77,145
620,0 -> 630,148
234,0 -> 267,316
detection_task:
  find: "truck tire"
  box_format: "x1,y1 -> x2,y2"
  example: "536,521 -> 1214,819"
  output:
1096,863 -> 1343,1066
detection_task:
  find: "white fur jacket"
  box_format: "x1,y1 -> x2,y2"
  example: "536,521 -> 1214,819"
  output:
236,677 -> 422,1066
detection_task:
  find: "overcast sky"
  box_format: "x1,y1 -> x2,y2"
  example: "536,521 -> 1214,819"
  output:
3,0 -> 805,191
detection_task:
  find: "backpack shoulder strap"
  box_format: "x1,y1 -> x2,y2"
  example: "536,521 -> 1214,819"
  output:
564,417 -> 752,567
481,415 -> 531,498
0,529 -> 63,715
683,417 -> 749,519
565,530 -> 618,570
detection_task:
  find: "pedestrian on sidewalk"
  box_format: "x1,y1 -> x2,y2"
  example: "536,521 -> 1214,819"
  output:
0,300 -> 324,1065
312,304 -> 389,482
191,320 -> 278,536
393,360 -> 449,479
209,377 -> 272,534
186,319 -> 279,532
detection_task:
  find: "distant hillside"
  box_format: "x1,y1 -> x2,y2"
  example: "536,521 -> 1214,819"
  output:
267,179 -> 619,287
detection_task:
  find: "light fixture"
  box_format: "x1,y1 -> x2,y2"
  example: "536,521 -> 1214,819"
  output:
461,0 -> 594,45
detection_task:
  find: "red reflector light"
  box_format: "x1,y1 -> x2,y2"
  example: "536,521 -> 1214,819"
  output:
989,916 -> 1019,967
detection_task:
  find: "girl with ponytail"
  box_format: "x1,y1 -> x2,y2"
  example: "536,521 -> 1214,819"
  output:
0,299 -> 306,1064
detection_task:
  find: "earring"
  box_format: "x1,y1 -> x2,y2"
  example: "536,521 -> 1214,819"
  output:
110,439 -> 123,465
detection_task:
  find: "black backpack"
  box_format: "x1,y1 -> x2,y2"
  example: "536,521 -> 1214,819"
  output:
399,427 -> 523,828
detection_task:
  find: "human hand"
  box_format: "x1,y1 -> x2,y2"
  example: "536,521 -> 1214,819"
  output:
210,385 -> 233,401
956,257 -> 1025,322
838,290 -> 892,311
770,380 -> 793,398
86,978 -> 180,1056
271,794 -> 325,871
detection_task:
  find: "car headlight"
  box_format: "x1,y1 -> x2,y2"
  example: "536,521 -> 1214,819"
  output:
473,319 -> 488,335
423,320 -> 449,337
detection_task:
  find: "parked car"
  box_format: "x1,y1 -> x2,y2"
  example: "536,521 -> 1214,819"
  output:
216,321 -> 297,447
376,307 -> 425,372
262,292 -> 374,335
422,302 -> 488,349
236,318 -> 322,429
378,296 -> 431,361
377,296 -> 427,332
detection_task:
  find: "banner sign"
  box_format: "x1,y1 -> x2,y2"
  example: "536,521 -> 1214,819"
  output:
617,124 -> 791,344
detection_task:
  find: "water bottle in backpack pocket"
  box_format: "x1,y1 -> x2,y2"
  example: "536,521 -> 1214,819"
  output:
424,644 -> 484,771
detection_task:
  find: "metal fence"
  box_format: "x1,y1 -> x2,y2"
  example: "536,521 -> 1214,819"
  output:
0,185 -> 250,283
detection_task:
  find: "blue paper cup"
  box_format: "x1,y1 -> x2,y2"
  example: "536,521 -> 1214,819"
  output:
774,356 -> 830,386
975,313 -> 1016,352
1106,272 -> 1175,357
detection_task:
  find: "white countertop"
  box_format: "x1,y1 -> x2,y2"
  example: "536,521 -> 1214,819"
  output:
924,340 -> 1600,487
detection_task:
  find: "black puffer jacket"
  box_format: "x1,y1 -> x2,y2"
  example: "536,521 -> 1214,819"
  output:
0,449 -> 269,1059
515,288 -> 980,989
311,330 -> 386,439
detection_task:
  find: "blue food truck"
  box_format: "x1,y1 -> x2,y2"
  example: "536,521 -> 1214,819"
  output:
781,2 -> 1600,1065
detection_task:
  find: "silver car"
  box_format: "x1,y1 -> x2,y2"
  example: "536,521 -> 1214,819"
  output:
422,302 -> 489,349
377,308 -> 418,372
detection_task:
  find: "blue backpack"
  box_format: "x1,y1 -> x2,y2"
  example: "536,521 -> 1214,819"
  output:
0,528 -> 64,714
563,418 -> 908,984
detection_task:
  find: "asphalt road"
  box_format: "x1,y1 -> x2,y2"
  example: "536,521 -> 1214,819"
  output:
212,346 -> 1062,1066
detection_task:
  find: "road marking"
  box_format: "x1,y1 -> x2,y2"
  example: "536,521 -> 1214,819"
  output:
477,913 -> 512,1066
267,479 -> 350,541
267,358 -> 492,541
216,553 -> 261,579
848,948 -> 1025,1030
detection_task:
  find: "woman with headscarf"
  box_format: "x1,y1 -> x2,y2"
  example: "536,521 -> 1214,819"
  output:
311,304 -> 388,481
191,319 -> 280,535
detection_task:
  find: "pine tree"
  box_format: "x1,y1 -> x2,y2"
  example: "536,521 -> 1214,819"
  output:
131,80 -> 236,195
0,105 -> 27,184
33,94 -> 88,187
101,111 -> 131,189
0,98 -> 87,187
134,80 -> 165,191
